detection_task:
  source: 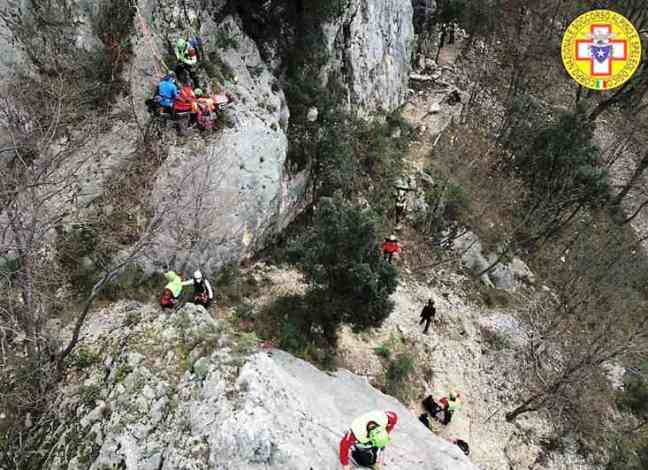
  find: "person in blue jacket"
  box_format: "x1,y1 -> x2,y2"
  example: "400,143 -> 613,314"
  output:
158,71 -> 179,113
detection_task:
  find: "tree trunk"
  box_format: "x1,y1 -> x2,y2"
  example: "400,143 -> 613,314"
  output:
506,393 -> 542,421
588,81 -> 634,122
623,197 -> 648,224
56,289 -> 99,372
612,151 -> 648,206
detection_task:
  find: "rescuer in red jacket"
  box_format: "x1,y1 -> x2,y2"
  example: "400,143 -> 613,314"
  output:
382,235 -> 402,264
339,410 -> 398,469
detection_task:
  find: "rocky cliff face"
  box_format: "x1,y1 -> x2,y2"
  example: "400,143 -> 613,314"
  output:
49,302 -> 477,470
142,11 -> 305,271
322,0 -> 415,114
0,0 -> 416,272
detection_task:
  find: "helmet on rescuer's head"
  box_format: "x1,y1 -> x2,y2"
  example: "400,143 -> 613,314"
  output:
368,428 -> 390,449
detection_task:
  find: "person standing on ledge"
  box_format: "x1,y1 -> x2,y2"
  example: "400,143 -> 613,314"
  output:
419,298 -> 436,334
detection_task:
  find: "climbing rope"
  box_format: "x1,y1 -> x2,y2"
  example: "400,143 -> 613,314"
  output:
134,3 -> 170,77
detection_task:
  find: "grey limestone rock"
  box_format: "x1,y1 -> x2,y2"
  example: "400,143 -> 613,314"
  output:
56,303 -> 477,470
1,0 -> 416,275
192,356 -> 210,379
147,14 -> 308,273
322,0 -> 415,115
452,231 -> 535,291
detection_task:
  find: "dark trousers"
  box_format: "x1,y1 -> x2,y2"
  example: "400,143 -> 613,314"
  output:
193,293 -> 211,308
395,204 -> 405,224
174,63 -> 200,88
443,408 -> 453,425
383,251 -> 394,264
351,447 -> 378,467
419,413 -> 432,429
419,316 -> 432,334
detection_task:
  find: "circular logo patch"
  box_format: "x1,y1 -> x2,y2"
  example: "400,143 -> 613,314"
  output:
561,9 -> 642,91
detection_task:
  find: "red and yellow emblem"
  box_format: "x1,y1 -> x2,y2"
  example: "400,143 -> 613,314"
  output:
562,9 -> 641,91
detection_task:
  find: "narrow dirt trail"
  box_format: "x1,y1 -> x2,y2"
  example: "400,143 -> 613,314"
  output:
337,47 -> 595,469
335,56 -> 519,468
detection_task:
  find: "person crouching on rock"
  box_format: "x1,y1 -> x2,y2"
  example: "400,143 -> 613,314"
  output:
174,82 -> 198,115
439,390 -> 462,425
182,270 -> 214,308
340,410 -> 398,469
160,271 -> 184,309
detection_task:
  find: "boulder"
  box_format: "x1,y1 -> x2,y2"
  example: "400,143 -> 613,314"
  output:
510,257 -> 536,285
193,356 -> 210,379
452,232 -> 535,291
452,231 -> 494,287
306,106 -> 319,122
428,101 -> 442,114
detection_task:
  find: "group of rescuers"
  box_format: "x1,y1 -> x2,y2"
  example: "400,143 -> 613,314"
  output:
152,36 -> 234,126
340,402 -> 468,469
160,270 -> 465,468
156,39 -> 467,470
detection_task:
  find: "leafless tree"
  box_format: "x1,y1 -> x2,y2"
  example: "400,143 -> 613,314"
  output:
506,278 -> 648,428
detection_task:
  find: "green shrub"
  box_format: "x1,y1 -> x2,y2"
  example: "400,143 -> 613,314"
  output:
99,267 -> 163,303
71,347 -> 100,369
445,181 -> 471,221
233,302 -> 255,322
0,357 -> 60,468
215,265 -> 260,305
232,332 -> 259,355
124,310 -> 142,327
374,344 -> 392,360
617,375 -> 648,418
519,107 -> 608,205
114,364 -> 133,383
384,352 -> 416,401
433,0 -> 499,38
214,27 -> 240,50
606,438 -> 648,470
503,100 -> 609,244
256,294 -> 336,369
79,384 -> 102,407
285,195 -> 399,345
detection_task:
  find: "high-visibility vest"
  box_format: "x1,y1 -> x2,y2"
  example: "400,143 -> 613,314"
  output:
351,411 -> 388,444
447,398 -> 461,413
164,272 -> 183,298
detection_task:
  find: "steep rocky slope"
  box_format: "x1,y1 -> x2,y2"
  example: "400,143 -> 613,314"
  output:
0,0 -> 417,272
49,302 -> 476,469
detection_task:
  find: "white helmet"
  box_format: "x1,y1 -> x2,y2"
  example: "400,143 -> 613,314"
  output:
193,270 -> 203,282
